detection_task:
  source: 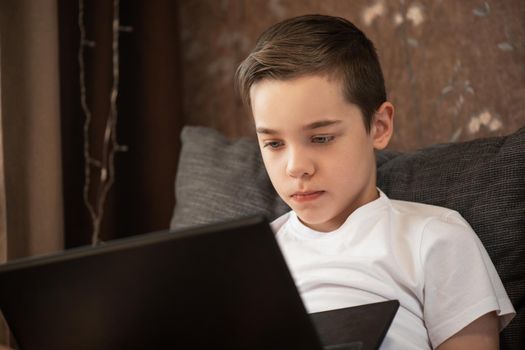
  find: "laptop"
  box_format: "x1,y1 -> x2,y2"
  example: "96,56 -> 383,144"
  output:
0,215 -> 398,350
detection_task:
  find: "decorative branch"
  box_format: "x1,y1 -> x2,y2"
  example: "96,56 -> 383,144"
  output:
78,0 -> 129,246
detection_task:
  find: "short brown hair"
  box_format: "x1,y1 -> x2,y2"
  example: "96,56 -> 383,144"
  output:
235,14 -> 386,132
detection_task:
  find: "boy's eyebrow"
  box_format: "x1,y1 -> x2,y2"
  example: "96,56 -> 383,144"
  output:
303,119 -> 342,130
255,127 -> 278,135
256,120 -> 342,135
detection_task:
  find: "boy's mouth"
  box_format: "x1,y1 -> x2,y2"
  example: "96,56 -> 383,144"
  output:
291,190 -> 325,203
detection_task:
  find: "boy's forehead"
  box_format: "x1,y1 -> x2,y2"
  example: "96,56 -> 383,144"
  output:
250,73 -> 343,95
250,74 -> 346,109
250,75 -> 363,131
250,75 -> 356,113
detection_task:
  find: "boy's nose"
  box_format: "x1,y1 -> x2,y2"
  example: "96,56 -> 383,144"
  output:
286,149 -> 315,178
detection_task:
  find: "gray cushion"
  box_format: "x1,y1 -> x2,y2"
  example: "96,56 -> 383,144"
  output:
171,125 -> 524,350
170,126 -> 288,229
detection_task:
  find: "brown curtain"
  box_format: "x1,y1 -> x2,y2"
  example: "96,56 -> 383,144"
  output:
58,0 -> 185,247
0,0 -> 64,346
0,1 -> 184,343
0,0 -> 64,258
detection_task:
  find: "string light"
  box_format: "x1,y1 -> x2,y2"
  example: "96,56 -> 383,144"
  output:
78,0 -> 129,245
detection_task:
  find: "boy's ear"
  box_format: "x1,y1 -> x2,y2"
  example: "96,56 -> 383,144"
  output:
371,101 -> 394,150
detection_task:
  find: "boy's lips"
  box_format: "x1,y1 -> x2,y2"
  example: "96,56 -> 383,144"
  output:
290,190 -> 325,203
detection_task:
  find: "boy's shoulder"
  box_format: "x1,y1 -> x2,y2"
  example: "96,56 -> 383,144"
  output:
387,196 -> 475,240
388,197 -> 460,221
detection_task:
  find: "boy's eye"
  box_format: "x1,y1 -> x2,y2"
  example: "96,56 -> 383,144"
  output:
263,140 -> 284,149
311,135 -> 335,144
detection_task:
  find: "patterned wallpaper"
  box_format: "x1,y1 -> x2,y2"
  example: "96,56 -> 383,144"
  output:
178,0 -> 525,151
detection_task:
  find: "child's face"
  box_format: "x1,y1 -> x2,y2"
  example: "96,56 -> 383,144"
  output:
250,75 -> 392,232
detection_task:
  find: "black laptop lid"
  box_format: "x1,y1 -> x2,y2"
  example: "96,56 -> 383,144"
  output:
0,216 -> 324,350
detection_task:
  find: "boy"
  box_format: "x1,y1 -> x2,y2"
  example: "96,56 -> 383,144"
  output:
235,15 -> 514,349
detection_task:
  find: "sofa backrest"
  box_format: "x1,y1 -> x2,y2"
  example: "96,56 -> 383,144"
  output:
171,126 -> 525,350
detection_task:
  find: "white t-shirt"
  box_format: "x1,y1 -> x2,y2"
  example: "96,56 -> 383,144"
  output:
271,190 -> 515,349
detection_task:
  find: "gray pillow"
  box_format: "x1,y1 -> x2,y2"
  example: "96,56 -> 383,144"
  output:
171,125 -> 524,350
170,126 -> 288,229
